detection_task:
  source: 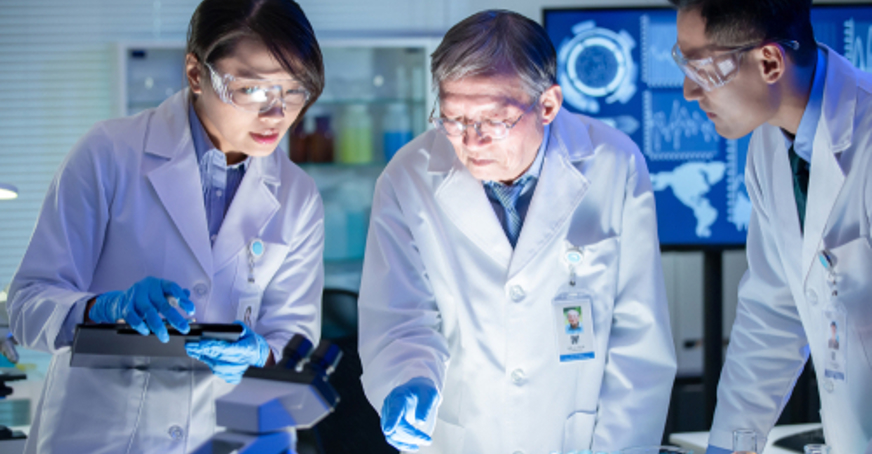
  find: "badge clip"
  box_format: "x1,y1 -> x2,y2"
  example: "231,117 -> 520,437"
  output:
563,243 -> 584,287
818,249 -> 837,297
248,239 -> 264,284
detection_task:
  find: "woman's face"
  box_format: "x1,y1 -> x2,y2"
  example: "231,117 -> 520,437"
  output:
186,37 -> 305,164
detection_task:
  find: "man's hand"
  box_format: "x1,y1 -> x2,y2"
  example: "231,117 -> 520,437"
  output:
381,377 -> 439,452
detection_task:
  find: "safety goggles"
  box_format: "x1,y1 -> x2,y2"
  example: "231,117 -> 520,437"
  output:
671,39 -> 799,92
204,63 -> 310,114
429,101 -> 537,140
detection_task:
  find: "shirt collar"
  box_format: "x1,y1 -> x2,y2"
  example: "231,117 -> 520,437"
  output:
188,102 -> 250,170
485,123 -> 550,188
784,47 -> 827,163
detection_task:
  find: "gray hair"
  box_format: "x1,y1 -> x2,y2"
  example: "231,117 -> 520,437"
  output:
430,10 -> 558,102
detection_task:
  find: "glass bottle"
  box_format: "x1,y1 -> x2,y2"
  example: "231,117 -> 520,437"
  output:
733,429 -> 758,454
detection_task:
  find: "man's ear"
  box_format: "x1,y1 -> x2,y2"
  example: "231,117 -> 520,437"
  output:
185,53 -> 204,95
539,84 -> 563,125
757,43 -> 787,85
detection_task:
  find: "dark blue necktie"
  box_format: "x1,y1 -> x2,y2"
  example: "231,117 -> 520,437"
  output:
485,178 -> 530,247
788,145 -> 810,232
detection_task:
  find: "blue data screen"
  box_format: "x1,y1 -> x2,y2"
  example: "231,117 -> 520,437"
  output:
544,5 -> 872,247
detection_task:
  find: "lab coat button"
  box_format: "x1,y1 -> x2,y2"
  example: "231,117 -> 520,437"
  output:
510,368 -> 525,385
806,289 -> 818,305
168,425 -> 184,440
193,283 -> 208,297
509,286 -> 525,302
824,378 -> 834,393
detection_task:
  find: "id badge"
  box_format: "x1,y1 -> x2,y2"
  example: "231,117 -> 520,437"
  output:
823,301 -> 847,382
552,286 -> 596,363
236,282 -> 262,327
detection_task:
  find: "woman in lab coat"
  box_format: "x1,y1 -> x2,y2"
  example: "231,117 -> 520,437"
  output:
7,1 -> 324,452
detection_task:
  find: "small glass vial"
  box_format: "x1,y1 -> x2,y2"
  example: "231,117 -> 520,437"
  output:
733,429 -> 758,454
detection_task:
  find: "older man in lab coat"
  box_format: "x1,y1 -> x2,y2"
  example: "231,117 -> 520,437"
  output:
671,0 -> 872,453
358,10 -> 677,454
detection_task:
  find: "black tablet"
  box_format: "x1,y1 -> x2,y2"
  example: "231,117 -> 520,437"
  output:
70,323 -> 244,369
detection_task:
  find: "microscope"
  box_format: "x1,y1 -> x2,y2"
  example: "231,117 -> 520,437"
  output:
192,334 -> 342,454
0,368 -> 27,453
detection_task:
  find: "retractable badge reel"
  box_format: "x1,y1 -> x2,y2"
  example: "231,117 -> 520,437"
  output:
552,242 -> 596,363
818,250 -> 847,387
237,239 -> 265,327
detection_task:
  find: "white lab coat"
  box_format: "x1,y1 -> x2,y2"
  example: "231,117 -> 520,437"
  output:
359,108 -> 677,454
709,46 -> 872,454
7,90 -> 324,454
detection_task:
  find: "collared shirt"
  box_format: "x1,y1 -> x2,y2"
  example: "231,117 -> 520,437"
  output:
188,103 -> 250,244
783,47 -> 827,163
483,123 -> 550,233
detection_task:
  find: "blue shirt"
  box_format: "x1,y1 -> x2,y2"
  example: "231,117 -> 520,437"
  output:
188,103 -> 250,244
783,47 -> 827,163
483,124 -> 549,237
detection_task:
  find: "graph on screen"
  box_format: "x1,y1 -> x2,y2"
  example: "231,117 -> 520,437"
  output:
545,5 -> 872,247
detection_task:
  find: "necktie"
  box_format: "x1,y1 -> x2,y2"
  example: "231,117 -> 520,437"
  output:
485,179 -> 527,247
788,145 -> 810,232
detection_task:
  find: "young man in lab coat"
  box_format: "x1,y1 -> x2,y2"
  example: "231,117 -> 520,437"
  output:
358,10 -> 677,454
670,1 -> 872,453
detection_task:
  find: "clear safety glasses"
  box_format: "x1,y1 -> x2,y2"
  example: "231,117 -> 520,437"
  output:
429,101 -> 537,140
671,39 -> 799,92
205,63 -> 310,114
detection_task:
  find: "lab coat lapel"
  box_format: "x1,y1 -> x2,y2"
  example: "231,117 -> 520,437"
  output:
431,136 -> 513,268
212,154 -> 281,272
509,114 -> 590,279
801,47 -> 854,283
768,138 -> 805,290
145,91 -> 213,277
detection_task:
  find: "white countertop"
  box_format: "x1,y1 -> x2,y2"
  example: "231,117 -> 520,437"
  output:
669,423 -> 823,454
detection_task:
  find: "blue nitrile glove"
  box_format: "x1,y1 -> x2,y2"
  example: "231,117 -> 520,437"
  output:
89,276 -> 194,343
381,376 -> 439,452
185,321 -> 270,384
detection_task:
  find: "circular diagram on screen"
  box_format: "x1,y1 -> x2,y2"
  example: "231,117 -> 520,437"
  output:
558,21 -> 637,113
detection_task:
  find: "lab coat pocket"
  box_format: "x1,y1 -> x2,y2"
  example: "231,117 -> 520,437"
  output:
566,236 -> 619,296
562,410 -> 596,452
827,235 -> 872,369
425,419 -> 465,454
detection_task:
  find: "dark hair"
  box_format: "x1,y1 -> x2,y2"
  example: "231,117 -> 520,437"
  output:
668,0 -> 816,67
430,10 -> 557,101
186,0 -> 324,111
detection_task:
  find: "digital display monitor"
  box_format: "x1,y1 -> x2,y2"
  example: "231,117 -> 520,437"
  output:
544,5 -> 872,248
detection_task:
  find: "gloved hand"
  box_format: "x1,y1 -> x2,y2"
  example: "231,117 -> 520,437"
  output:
381,376 -> 439,452
185,321 -> 270,384
89,276 -> 195,343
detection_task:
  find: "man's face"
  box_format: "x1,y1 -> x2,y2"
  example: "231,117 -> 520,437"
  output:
567,312 -> 579,328
676,7 -> 776,139
438,74 -> 559,183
